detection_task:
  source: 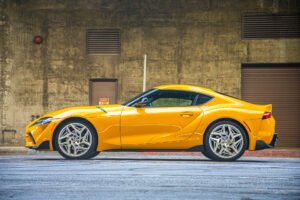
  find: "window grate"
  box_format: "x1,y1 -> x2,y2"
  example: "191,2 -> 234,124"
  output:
87,29 -> 121,54
242,14 -> 300,39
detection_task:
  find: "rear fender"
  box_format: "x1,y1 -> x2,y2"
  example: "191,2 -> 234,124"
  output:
194,106 -> 261,150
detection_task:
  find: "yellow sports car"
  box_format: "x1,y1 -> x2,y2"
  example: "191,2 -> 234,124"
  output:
25,85 -> 277,161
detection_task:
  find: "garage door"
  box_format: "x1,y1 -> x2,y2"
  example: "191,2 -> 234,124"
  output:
242,64 -> 300,147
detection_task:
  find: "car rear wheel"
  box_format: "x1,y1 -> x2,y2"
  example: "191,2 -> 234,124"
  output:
204,121 -> 248,161
201,150 -> 212,160
55,120 -> 98,159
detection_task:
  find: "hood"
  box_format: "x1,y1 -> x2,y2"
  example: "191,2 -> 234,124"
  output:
29,104 -> 125,126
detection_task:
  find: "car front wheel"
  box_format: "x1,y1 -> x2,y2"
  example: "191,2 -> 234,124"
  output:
55,120 -> 98,159
204,121 -> 248,161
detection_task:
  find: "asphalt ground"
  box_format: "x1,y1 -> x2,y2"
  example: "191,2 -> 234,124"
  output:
0,153 -> 299,200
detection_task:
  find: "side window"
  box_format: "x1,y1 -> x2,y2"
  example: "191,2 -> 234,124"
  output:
146,90 -> 197,107
195,94 -> 213,105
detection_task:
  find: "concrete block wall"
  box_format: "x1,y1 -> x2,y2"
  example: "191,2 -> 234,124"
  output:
0,0 -> 299,145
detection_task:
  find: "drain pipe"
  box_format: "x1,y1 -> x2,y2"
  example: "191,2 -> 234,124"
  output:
143,54 -> 147,92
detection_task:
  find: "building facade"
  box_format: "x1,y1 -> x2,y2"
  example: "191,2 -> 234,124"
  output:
0,0 -> 299,147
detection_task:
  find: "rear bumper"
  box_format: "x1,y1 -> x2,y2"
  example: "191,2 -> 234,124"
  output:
255,132 -> 278,150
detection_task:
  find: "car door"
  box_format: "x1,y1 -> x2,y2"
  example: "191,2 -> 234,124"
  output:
120,89 -> 204,149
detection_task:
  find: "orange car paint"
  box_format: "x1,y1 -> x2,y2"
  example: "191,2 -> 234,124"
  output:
25,84 -> 275,152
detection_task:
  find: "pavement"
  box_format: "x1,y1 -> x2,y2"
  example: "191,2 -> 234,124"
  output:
0,154 -> 299,200
0,146 -> 299,158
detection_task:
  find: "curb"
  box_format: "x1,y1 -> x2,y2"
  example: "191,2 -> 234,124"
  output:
0,146 -> 299,158
140,149 -> 300,158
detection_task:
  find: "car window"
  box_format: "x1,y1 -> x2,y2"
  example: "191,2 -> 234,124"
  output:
195,94 -> 213,105
146,90 -> 197,107
152,98 -> 193,107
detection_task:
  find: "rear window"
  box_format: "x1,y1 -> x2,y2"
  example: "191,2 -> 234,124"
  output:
195,94 -> 213,105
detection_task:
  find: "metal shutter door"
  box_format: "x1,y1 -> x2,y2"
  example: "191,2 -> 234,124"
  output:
242,65 -> 300,147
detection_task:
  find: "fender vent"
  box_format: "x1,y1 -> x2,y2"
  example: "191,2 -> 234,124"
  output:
242,14 -> 300,39
87,29 -> 121,54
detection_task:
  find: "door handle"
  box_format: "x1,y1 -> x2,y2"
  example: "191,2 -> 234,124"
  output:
180,112 -> 194,117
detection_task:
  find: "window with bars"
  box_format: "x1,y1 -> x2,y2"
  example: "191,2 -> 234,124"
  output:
242,14 -> 300,39
86,29 -> 121,54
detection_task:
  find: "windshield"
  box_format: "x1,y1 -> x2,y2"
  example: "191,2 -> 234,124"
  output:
122,89 -> 155,106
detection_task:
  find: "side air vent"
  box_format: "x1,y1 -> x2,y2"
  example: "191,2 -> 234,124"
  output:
242,14 -> 300,39
87,29 -> 121,54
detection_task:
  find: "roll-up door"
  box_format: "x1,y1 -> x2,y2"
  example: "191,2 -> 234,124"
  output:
242,64 -> 300,147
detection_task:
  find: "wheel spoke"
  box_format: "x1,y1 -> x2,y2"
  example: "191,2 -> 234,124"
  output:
218,147 -> 225,155
211,131 -> 222,136
66,125 -> 73,134
233,138 -> 243,147
222,124 -> 226,134
214,141 -> 220,152
67,144 -> 71,154
224,148 -> 233,156
210,137 -> 221,152
81,131 -> 89,142
73,145 -> 78,155
78,145 -> 89,150
228,125 -> 235,139
59,141 -> 69,145
81,141 -> 90,146
59,132 -> 72,140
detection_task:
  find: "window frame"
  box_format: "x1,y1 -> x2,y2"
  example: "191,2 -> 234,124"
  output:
124,89 -> 214,108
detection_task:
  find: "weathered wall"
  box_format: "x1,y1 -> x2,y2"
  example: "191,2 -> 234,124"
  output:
0,0 -> 300,145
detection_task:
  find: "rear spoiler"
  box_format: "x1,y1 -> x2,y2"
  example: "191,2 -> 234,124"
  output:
265,104 -> 272,112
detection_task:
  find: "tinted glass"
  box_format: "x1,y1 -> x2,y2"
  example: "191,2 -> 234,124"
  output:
195,94 -> 213,105
122,89 -> 155,106
146,90 -> 197,107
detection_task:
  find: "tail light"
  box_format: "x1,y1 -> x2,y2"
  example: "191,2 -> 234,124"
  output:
262,112 -> 272,119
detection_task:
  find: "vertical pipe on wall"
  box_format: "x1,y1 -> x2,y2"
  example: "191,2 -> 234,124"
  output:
143,54 -> 147,92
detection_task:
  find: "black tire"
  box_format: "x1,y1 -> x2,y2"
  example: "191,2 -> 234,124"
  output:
90,151 -> 101,158
204,120 -> 248,161
54,119 -> 98,160
201,150 -> 212,160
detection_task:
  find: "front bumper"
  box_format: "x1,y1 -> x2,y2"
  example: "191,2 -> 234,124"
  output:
28,141 -> 50,150
255,132 -> 278,150
25,120 -> 59,151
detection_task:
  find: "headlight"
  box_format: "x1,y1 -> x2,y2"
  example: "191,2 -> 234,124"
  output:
30,117 -> 53,127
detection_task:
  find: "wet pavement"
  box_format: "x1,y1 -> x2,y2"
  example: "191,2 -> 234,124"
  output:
0,153 -> 299,200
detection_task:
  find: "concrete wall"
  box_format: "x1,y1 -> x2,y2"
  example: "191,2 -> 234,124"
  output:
0,0 -> 300,145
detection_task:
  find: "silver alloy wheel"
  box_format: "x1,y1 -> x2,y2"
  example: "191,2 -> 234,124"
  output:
208,124 -> 243,159
58,122 -> 92,157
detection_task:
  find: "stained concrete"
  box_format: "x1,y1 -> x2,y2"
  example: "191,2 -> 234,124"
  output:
0,0 -> 300,145
0,154 -> 300,200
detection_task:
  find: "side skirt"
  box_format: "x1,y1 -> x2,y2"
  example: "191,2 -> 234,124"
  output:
102,145 -> 204,152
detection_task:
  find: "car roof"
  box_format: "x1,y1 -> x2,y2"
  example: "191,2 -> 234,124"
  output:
153,84 -> 247,105
153,84 -> 215,95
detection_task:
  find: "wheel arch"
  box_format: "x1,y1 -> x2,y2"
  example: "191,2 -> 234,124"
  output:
203,118 -> 250,149
52,117 -> 98,151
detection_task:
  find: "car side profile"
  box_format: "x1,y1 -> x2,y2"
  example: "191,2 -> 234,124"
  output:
25,84 -> 277,161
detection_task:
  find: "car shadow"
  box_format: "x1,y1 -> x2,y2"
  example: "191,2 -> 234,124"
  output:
31,157 -> 269,163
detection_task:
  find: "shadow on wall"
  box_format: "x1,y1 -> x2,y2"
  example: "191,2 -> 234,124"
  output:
1,129 -> 16,145
0,115 -> 40,145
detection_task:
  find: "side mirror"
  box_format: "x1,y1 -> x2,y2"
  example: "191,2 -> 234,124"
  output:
136,97 -> 148,107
